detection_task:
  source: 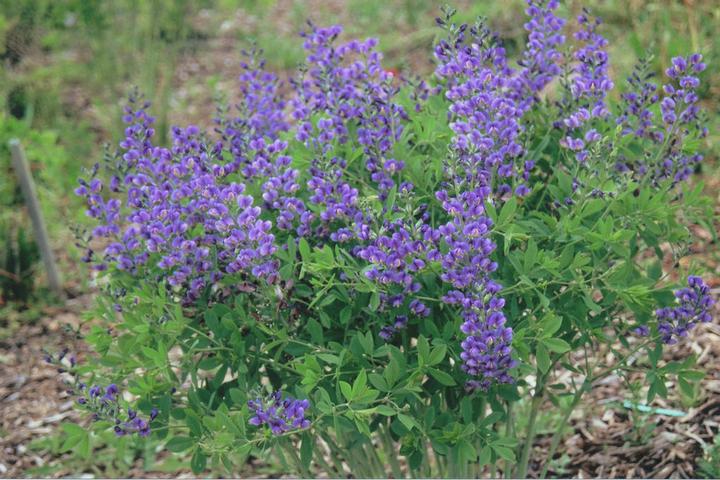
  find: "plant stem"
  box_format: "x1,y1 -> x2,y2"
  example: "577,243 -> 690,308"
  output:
447,449 -> 458,478
324,433 -> 372,478
539,384 -> 585,479
319,433 -> 347,476
312,436 -> 338,478
422,442 -> 433,478
516,387 -> 544,479
505,402 -> 514,479
275,442 -> 292,474
364,440 -> 386,477
281,440 -> 311,478
381,423 -> 404,479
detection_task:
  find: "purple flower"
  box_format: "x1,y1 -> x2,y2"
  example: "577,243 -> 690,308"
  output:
74,381 -> 157,438
434,16 -> 520,387
655,276 -> 715,344
557,9 -> 613,163
633,325 -> 650,337
248,391 -> 311,435
515,0 -> 566,107
76,95 -> 280,303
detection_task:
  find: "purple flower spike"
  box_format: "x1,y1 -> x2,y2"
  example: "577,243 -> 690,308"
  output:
247,390 -> 311,435
74,381 -> 157,438
434,15 -> 520,387
655,276 -> 715,344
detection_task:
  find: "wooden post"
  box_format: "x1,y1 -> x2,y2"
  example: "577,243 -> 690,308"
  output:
8,139 -> 64,297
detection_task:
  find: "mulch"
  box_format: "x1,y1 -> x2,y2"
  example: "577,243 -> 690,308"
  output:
534,321 -> 720,479
0,296 -> 89,477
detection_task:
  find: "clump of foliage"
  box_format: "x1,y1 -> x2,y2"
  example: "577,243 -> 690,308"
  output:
64,1 -> 715,477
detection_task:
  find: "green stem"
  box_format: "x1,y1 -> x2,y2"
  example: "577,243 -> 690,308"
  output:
430,448 -> 443,478
447,449 -> 457,478
539,384 -> 585,479
381,423 -> 404,479
505,402 -> 515,479
516,387 -> 544,479
422,441 -> 432,478
281,440 -> 311,478
323,433 -> 371,478
319,433 -> 346,476
364,440 -> 386,478
312,436 -> 338,478
275,442 -> 292,474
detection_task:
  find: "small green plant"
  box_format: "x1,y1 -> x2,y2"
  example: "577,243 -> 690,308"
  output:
699,434 -> 720,479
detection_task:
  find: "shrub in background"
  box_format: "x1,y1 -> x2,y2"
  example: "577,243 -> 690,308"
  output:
60,1 -> 715,477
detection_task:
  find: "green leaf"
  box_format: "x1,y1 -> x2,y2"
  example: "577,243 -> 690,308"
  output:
491,445 -> 515,461
186,412 -> 203,436
166,436 -> 194,453
417,335 -> 430,365
478,445 -> 493,465
524,239 -> 538,271
316,245 -> 334,267
358,331 -> 374,355
340,381 -> 353,402
678,377 -> 695,399
228,388 -> 245,405
498,197 -> 517,226
543,338 -> 571,354
384,357 -> 400,387
60,423 -> 86,452
369,373 -> 388,392
77,434 -> 91,459
307,318 -> 324,344
353,369 -> 368,395
369,292 -> 380,311
191,449 -> 207,474
354,417 -> 372,438
398,413 -> 420,431
317,353 -> 340,364
457,440 -> 477,463
540,313 -> 562,337
428,368 -> 456,386
298,238 -> 311,262
680,369 -> 705,382
376,405 -> 397,416
301,433 -> 313,469
536,343 -> 551,374
428,344 -> 447,366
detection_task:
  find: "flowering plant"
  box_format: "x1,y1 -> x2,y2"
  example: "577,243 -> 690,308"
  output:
67,2 -> 715,477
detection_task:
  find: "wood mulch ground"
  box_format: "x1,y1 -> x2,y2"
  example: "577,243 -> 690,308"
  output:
1,295 -> 90,477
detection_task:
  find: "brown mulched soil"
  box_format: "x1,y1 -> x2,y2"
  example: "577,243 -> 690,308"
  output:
533,321 -> 720,479
0,297 -> 88,477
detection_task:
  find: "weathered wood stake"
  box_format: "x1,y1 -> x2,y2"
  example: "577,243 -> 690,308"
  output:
8,139 -> 64,297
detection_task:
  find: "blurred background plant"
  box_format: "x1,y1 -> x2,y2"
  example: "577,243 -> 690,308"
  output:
0,0 -> 717,477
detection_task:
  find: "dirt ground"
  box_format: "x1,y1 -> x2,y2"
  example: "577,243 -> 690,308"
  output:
0,295 -> 90,477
